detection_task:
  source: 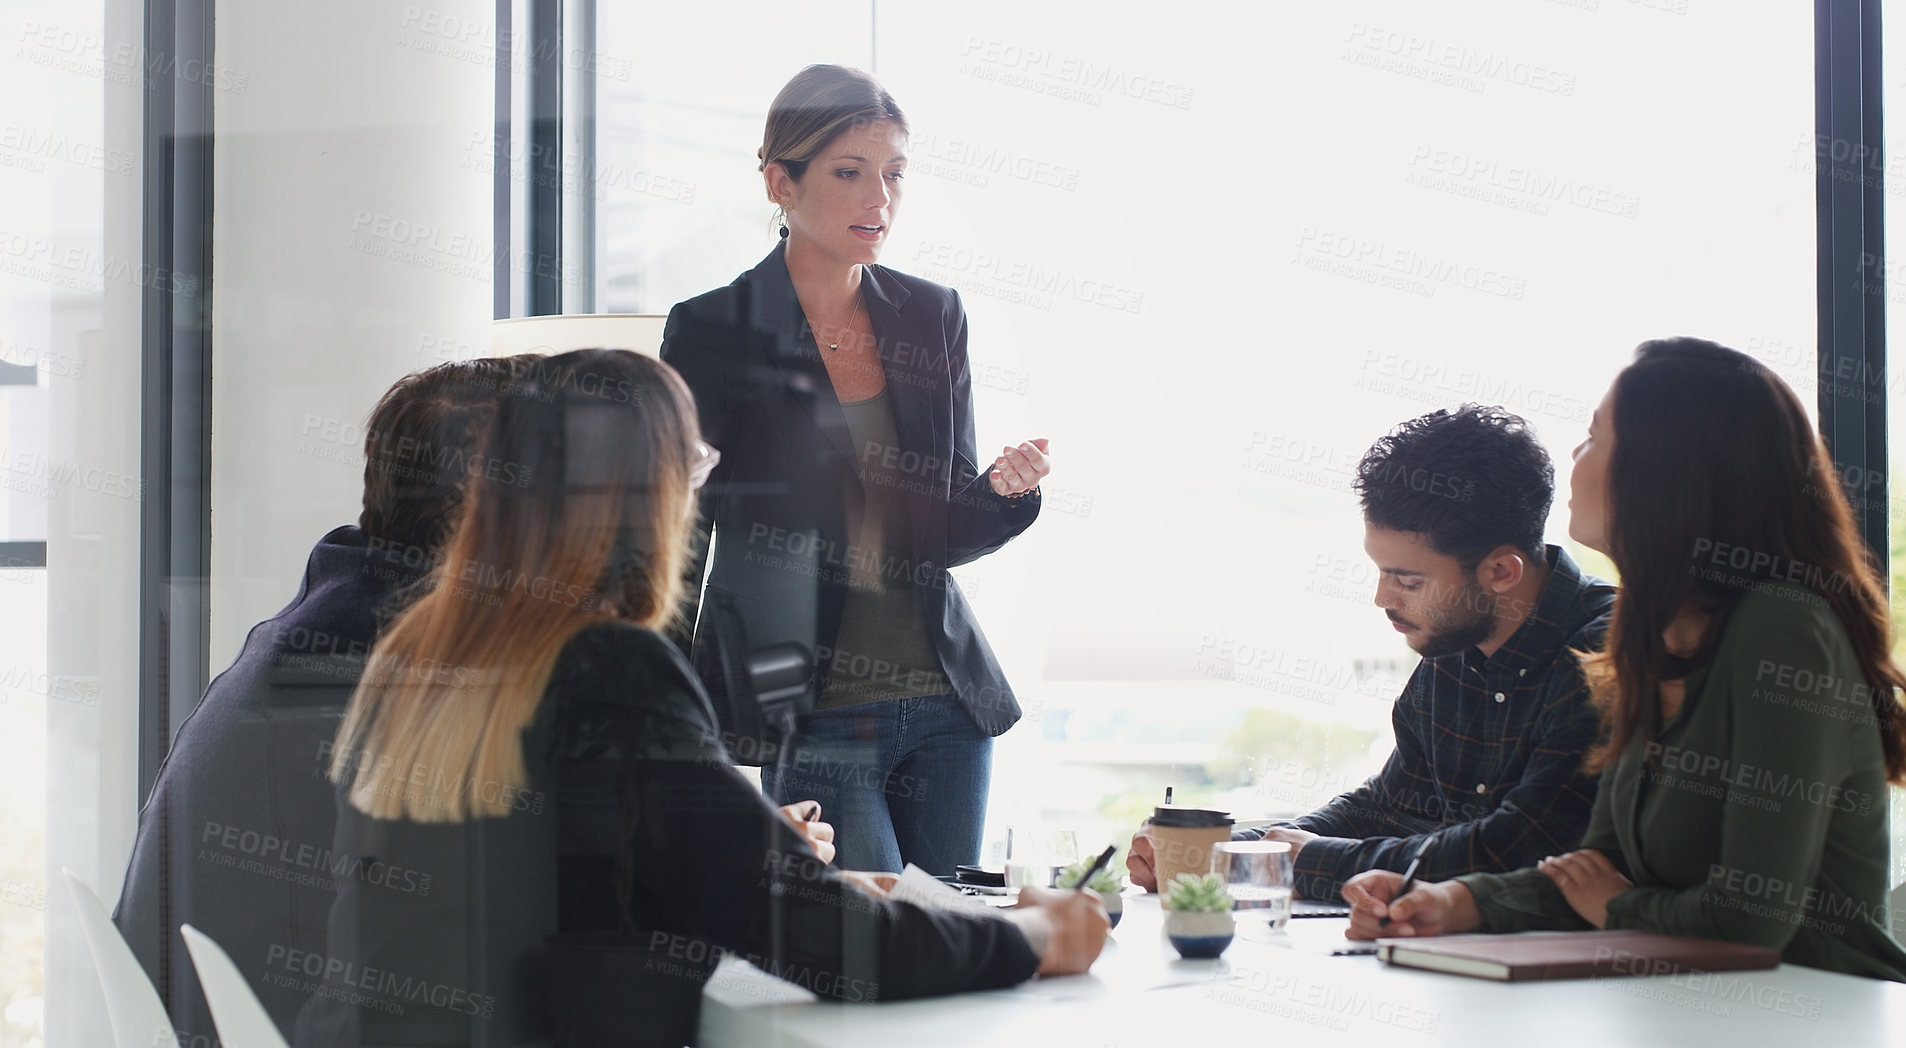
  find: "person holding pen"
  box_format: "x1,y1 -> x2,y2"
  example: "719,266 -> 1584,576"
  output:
660,64 -> 1051,876
298,350 -> 1103,1048
1128,406 -> 1615,901
1344,338 -> 1906,980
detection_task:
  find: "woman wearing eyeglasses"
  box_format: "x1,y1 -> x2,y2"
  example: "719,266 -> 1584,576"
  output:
660,65 -> 1052,875
1341,338 -> 1906,980
298,349 -> 1104,1048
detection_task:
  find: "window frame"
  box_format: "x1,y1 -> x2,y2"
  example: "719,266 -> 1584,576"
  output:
1816,0 -> 1888,561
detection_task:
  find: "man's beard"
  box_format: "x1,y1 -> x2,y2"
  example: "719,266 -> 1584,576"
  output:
1397,581 -> 1497,658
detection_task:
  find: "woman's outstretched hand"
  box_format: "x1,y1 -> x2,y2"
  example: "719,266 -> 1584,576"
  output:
990,438 -> 1051,497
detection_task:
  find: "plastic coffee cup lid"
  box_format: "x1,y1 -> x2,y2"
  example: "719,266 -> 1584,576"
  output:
1150,805 -> 1234,828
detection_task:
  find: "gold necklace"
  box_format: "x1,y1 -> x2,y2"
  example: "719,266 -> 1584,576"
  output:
805,295 -> 865,352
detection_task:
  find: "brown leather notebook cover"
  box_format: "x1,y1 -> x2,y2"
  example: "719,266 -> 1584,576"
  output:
1376,931 -> 1780,982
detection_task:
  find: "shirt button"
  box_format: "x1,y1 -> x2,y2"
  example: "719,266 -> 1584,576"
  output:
1475,783 -> 1487,794
1494,692 -> 1506,703
1518,668 -> 1527,677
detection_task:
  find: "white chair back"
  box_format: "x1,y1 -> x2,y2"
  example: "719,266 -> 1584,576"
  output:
180,924 -> 292,1048
61,868 -> 182,1048
491,313 -> 668,358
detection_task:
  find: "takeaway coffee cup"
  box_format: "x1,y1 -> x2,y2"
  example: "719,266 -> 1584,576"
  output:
1149,806 -> 1234,906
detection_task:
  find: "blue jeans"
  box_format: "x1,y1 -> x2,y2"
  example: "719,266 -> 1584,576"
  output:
761,694 -> 991,877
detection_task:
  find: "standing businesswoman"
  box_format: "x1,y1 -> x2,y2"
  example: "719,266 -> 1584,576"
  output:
660,65 -> 1052,875
1344,338 -> 1906,980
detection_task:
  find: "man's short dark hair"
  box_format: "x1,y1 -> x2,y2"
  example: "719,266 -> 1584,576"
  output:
1354,404 -> 1554,568
359,356 -> 536,554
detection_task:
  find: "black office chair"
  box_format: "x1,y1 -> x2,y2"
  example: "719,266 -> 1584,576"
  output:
697,587 -> 812,768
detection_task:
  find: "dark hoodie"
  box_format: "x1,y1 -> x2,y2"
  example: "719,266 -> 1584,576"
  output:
113,525 -> 431,1045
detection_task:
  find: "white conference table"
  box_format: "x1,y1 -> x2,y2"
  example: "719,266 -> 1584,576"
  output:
701,894 -> 1906,1047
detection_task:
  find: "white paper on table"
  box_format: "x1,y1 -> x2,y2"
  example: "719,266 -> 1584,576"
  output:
886,863 -> 1003,917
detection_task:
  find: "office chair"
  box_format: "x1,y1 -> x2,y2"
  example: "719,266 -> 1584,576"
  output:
62,868 -> 182,1048
180,924 -> 292,1048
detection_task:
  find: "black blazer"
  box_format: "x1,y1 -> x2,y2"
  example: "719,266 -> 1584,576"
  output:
294,622 -> 1040,1048
114,525 -> 428,1044
660,243 -> 1038,735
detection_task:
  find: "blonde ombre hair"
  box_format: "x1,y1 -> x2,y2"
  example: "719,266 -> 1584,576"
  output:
331,349 -> 702,821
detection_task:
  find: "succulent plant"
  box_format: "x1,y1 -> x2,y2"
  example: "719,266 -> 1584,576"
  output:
1163,872 -> 1232,914
1057,857 -> 1123,893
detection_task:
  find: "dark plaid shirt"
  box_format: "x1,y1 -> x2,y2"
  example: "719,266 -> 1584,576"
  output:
1251,545 -> 1616,900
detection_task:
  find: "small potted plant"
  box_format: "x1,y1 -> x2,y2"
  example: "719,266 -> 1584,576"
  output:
1162,872 -> 1234,959
1057,858 -> 1125,929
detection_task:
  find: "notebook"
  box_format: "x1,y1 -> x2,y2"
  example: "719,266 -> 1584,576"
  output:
1376,930 -> 1780,982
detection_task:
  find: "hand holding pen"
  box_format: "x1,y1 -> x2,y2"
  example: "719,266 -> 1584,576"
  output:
1012,846 -> 1114,978
1340,835 -> 1484,941
778,802 -> 836,865
1378,838 -> 1432,928
1328,843 -> 1427,956
1073,844 -> 1117,894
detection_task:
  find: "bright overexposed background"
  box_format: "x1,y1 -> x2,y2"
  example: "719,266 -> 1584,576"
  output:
594,0 -> 1817,861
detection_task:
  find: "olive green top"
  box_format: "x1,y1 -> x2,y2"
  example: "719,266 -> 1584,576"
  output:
815,388 -> 950,709
1456,581 -> 1906,981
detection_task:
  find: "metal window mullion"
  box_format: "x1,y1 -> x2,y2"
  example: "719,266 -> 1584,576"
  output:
1815,0 -> 1887,572
560,0 -> 596,312
527,0 -> 563,314
138,0 -> 215,804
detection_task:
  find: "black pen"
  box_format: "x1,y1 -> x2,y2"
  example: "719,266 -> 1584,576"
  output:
1379,837 -> 1435,928
1074,844 -> 1117,894
803,803 -> 820,823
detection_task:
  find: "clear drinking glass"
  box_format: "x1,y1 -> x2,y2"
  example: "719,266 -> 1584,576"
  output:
1211,840 -> 1294,933
1004,827 -> 1079,893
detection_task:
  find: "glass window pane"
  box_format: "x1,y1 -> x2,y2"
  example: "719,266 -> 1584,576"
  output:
5,0 -> 118,1044
597,2 -> 875,311
597,1 -> 1815,853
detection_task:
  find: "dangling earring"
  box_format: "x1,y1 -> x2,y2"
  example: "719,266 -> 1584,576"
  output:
779,224 -> 789,239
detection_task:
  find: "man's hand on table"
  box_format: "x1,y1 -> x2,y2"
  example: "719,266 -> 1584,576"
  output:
1255,827 -> 1319,868
1128,823 -> 1327,895
1126,823 -> 1158,891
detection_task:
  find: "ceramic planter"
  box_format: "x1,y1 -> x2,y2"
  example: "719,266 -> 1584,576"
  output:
1164,908 -> 1233,959
1097,889 -> 1123,930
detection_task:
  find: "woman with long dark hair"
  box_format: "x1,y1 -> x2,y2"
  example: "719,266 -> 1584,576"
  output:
660,65 -> 1051,874
300,349 -> 1103,1047
1341,337 -> 1906,979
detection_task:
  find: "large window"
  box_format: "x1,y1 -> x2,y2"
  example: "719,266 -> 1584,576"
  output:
596,0 -> 1818,855
2,3 -> 1892,1044
4,1 -> 114,1044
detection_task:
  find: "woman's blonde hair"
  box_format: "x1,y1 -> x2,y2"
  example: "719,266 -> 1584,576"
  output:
759,64 -> 908,223
331,349 -> 702,821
